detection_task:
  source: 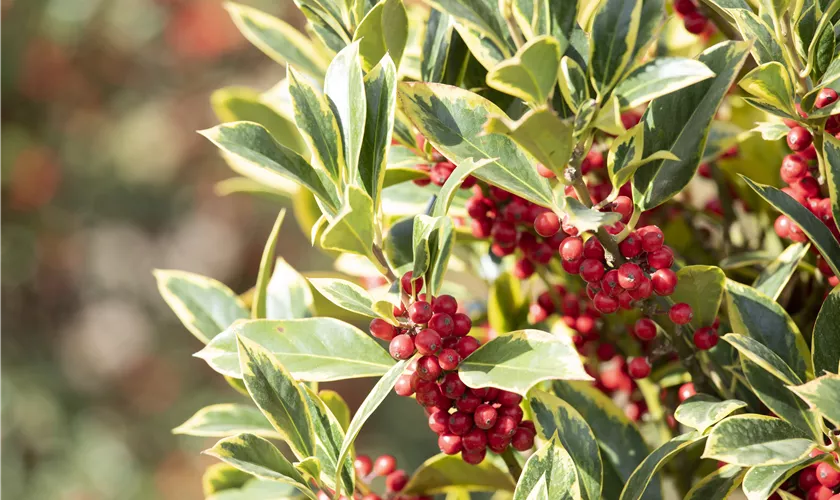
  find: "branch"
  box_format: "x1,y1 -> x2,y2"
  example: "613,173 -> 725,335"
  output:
501,447 -> 523,481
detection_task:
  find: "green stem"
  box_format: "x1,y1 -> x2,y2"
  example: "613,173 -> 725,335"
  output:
501,447 -> 523,481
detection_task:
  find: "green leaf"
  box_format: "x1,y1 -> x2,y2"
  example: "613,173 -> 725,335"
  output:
513,434 -> 581,500
154,269 -> 249,344
605,125 -> 680,192
631,0 -> 665,60
197,318 -> 395,380
324,42 -> 366,186
674,395 -> 747,434
200,122 -> 339,211
813,285 -> 840,375
558,56 -> 590,112
803,0 -> 840,84
742,455 -> 825,500
790,373 -> 840,427
287,67 -> 345,185
202,463 -> 252,496
562,198 -> 622,234
300,386 -> 354,494
459,329 -> 591,395
174,404 -> 280,439
684,464 -> 745,500
211,87 -> 309,158
752,242 -> 809,300
751,121 -> 790,141
398,82 -> 554,208
632,41 -> 750,210
293,457 -> 321,485
298,2 -> 352,54
740,357 -> 822,440
588,0 -> 643,93
613,58 -> 716,110
402,454 -> 516,495
730,9 -> 785,65
724,279 -> 811,381
225,3 -> 329,79
237,336 -> 315,459
425,0 -> 514,65
253,211 -> 286,319
743,176 -> 840,277
203,433 -> 313,498
822,135 -> 840,234
529,389 -> 602,500
353,0 -> 408,70
334,358 -> 411,494
619,432 -> 706,500
723,333 -> 804,386
359,54 -> 397,209
206,479 -> 301,500
320,186 -> 376,259
265,258 -> 315,321
484,108 -> 574,178
307,278 -> 395,322
702,415 -> 815,466
669,265 -> 725,329
552,381 -> 655,498
486,36 -> 562,105
411,215 -> 455,295
421,9 -> 453,82
487,271 -> 529,334
433,157 -> 495,217
738,62 -> 796,115
319,390 -> 351,431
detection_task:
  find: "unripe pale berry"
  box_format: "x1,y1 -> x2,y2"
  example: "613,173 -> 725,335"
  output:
669,303 -> 693,325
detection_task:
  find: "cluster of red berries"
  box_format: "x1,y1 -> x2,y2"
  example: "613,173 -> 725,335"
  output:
317,454 -> 429,500
773,89 -> 840,288
368,272 -> 536,464
673,0 -> 710,35
465,186 -> 564,279
767,449 -> 840,500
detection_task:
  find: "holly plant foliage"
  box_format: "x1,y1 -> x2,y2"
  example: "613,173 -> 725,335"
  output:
157,0 -> 840,498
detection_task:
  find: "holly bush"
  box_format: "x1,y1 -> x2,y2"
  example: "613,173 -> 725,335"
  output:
156,0 -> 840,498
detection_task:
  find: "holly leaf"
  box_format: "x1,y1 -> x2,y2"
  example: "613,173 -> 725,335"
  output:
253,211 -> 286,319
813,285 -> 840,376
789,374 -> 840,427
174,404 -> 281,439
619,432 -> 706,500
484,108 -> 573,179
674,395 -> 747,434
613,57 -> 715,110
486,36 -> 563,105
702,415 -> 815,466
588,0 -> 643,93
684,464 -> 745,500
353,0 -> 408,71
402,454 -> 516,495
669,265 -> 725,329
513,434 -> 580,500
752,242 -> 809,301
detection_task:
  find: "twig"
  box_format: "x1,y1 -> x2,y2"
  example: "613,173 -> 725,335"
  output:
501,447 -> 523,481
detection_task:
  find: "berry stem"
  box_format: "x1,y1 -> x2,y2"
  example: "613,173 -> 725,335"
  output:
500,446 -> 523,481
371,242 -> 398,284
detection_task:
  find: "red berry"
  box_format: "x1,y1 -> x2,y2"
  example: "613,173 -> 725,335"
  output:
808,486 -> 834,500
802,467 -> 821,491
496,390 -> 523,406
678,383 -> 696,402
774,215 -> 792,238
795,176 -> 821,198
441,372 -> 468,399
355,455 -> 373,477
415,329 -> 442,355
394,374 -> 415,396
580,259 -> 606,283
462,428 -> 488,452
593,291 -> 620,313
651,268 -> 678,296
492,415 -> 519,437
491,222 -> 518,246
438,348 -> 461,371
513,258 -> 536,279
456,391 -> 481,413
438,433 -> 462,455
634,318 -> 658,340
628,275 -> 653,300
401,272 -> 423,295
461,447 -> 487,464
370,318 -> 397,341
562,258 -> 583,274
601,269 -> 621,296
628,357 -> 651,379
611,196 -> 634,223
583,237 -> 605,261
535,212 -> 561,237
499,404 -> 524,423
428,313 -> 454,337
647,246 -> 674,270
683,11 -> 708,34
448,410 -> 473,435
429,410 -> 448,433
452,313 -> 472,337
619,232 -> 643,259
640,226 -> 664,252
560,236 -> 584,262
674,0 -> 697,15
374,455 -> 397,476
617,262 -> 645,290
511,427 -> 536,451
386,470 -> 408,492
669,303 -> 693,325
417,355 -> 442,381
816,88 -> 839,109
456,336 -> 480,358
781,154 -> 809,184
788,126 -> 813,151
361,494 -> 381,500
693,327 -> 719,350
409,301 -> 433,323
816,462 -> 840,488
536,163 -> 556,178
389,334 -> 415,360
487,432 -> 511,453
433,295 -> 458,315
474,404 -> 498,429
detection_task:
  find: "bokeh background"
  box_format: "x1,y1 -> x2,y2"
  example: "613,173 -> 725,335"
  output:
1,0 -> 437,498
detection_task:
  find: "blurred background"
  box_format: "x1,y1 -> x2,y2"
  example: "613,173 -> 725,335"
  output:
1,0 -> 437,498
